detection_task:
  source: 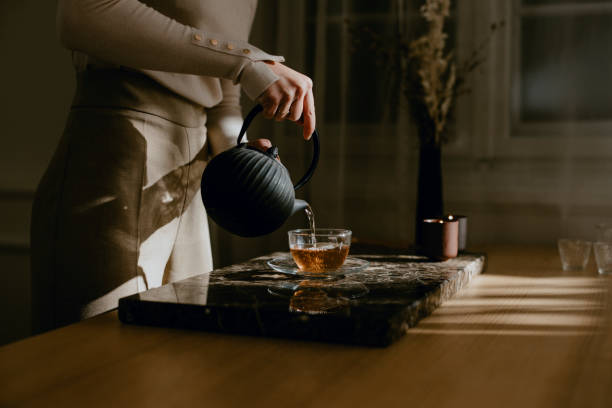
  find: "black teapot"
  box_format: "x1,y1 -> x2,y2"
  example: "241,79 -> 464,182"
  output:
201,105 -> 320,237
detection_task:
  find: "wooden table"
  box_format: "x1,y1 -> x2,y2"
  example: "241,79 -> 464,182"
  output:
2,245 -> 611,407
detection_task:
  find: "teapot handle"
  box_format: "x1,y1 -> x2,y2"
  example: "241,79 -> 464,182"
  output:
236,104 -> 320,191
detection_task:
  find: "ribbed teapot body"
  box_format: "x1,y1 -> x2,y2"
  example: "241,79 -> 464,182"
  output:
201,146 -> 295,237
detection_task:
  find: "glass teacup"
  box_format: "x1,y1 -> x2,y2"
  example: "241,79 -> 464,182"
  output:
288,229 -> 352,274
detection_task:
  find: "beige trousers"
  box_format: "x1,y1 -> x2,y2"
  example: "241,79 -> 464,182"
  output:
31,70 -> 213,332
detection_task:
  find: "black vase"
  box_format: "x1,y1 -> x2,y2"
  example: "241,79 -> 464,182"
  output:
415,142 -> 443,246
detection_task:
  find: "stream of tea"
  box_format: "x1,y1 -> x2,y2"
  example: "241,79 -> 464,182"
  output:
304,203 -> 316,234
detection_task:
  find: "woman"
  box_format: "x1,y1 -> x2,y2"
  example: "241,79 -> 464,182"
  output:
31,0 -> 315,333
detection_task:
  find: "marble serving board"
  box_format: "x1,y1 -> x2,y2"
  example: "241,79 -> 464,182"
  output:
118,252 -> 486,347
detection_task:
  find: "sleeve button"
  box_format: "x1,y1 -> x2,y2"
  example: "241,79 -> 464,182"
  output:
209,39 -> 218,46
226,43 -> 235,50
193,34 -> 202,41
242,48 -> 251,54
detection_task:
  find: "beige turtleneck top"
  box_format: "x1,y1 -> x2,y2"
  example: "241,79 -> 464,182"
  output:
56,0 -> 285,106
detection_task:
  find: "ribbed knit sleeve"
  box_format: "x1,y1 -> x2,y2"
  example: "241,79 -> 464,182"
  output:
57,0 -> 284,100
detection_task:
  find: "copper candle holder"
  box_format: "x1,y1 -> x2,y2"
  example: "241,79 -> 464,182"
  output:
445,214 -> 467,252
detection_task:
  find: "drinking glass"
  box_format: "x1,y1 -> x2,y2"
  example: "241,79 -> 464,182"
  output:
288,229 -> 352,274
594,242 -> 612,275
557,239 -> 592,272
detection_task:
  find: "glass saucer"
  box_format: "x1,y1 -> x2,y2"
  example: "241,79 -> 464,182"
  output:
266,255 -> 369,278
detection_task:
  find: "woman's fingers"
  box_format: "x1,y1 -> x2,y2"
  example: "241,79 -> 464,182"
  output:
275,94 -> 294,121
289,89 -> 305,123
302,89 -> 316,140
260,95 -> 279,119
257,62 -> 315,135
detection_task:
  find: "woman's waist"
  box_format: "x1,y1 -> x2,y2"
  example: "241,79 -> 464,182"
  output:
72,68 -> 207,128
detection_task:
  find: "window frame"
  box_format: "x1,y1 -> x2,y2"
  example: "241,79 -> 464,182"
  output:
449,0 -> 612,159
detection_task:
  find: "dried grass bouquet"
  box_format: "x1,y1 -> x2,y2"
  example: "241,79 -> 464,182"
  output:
348,0 -> 503,146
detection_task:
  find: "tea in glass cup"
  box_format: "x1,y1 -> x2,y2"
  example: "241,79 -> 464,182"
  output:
288,229 -> 351,274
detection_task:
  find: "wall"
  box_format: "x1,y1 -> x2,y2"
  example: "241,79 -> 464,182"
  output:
301,0 -> 612,249
443,0 -> 612,245
0,0 -> 74,345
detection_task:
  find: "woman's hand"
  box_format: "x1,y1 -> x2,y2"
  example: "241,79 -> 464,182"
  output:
256,62 -> 316,140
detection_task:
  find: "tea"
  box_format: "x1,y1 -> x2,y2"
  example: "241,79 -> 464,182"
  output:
290,243 -> 350,273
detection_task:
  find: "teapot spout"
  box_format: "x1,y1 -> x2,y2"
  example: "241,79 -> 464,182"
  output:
291,199 -> 309,215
